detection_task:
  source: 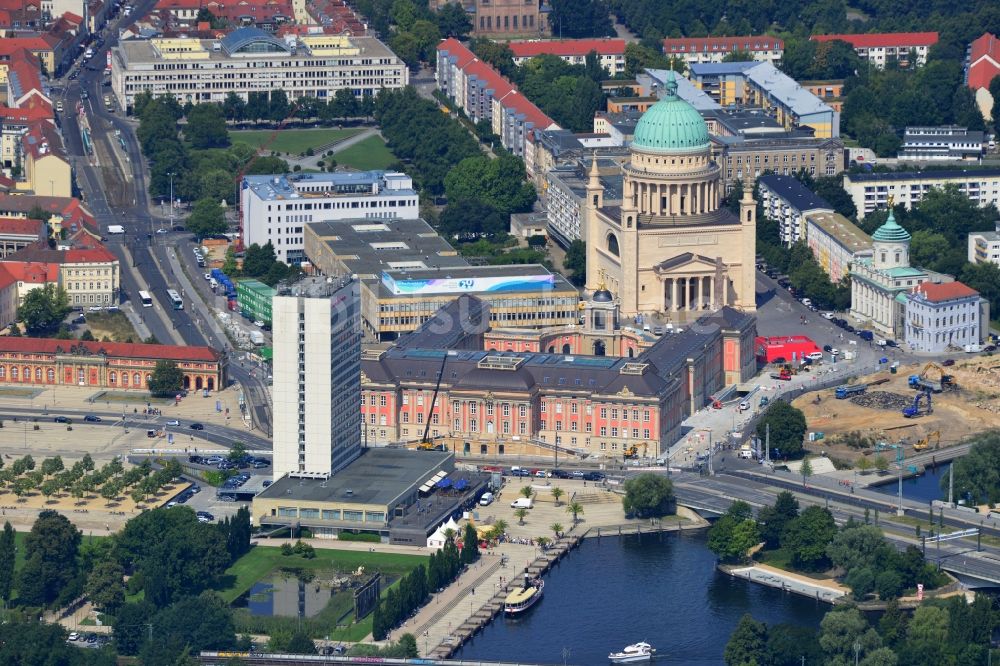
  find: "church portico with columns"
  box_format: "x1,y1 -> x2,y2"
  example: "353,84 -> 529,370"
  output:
583,71 -> 757,321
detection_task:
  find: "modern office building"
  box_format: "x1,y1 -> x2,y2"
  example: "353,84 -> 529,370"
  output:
236,279 -> 275,325
271,276 -> 362,477
897,126 -> 984,162
110,27 -> 407,112
303,218 -> 580,340
843,169 -> 1000,218
661,35 -> 784,66
509,39 -> 627,75
756,174 -> 834,245
240,171 -> 419,264
811,32 -> 938,69
903,281 -> 985,353
968,222 -> 1000,266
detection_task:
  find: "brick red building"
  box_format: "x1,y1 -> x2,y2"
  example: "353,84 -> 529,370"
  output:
361,296 -> 757,458
0,337 -> 225,391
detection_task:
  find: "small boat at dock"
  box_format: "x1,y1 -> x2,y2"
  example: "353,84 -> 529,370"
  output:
504,574 -> 544,615
608,642 -> 655,663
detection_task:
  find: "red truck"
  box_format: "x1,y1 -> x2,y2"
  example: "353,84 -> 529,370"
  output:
770,371 -> 793,381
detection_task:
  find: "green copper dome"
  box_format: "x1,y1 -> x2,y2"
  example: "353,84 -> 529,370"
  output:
631,71 -> 711,154
872,209 -> 911,243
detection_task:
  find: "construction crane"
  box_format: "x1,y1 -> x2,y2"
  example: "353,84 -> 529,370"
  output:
418,351 -> 454,451
913,431 -> 940,451
231,102 -> 299,252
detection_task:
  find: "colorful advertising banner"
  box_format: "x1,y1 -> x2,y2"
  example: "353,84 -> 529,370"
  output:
381,272 -> 555,296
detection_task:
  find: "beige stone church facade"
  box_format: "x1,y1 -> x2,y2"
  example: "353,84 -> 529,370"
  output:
583,72 -> 757,320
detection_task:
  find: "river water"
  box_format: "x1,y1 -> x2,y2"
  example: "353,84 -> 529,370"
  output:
871,463 -> 951,503
453,530 -> 827,665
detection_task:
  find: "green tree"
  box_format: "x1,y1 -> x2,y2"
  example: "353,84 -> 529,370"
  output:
827,524 -> 891,573
17,510 -> 82,606
844,566 -> 876,600
756,491 -> 799,549
766,623 -> 824,665
437,199 -> 510,242
621,473 -> 675,517
242,242 -> 277,278
222,91 -> 246,121
0,522 -> 15,601
548,0 -> 612,37
85,559 -> 126,614
550,487 -> 564,505
444,154 -> 537,215
514,507 -> 528,525
755,401 -> 806,459
800,458 -> 813,486
186,197 -> 227,238
391,31 -> 420,69
874,455 -> 890,474
781,505 -> 836,571
18,284 -> 71,336
563,239 -> 587,286
140,592 -> 237,664
819,606 -> 881,661
268,89 -> 290,122
899,605 -> 950,666
566,500 -> 584,524
462,522 -> 479,564
875,569 -> 905,600
185,104 -> 230,149
707,501 -> 758,563
285,632 -> 317,654
434,2 -> 470,38
550,522 -> 563,538
148,360 -> 184,397
724,613 -> 768,666
0,616 -> 104,665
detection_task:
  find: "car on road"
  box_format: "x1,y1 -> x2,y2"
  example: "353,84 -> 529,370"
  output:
83,415 -> 101,422
156,228 -> 168,234
189,422 -> 204,430
165,419 -> 179,426
54,416 -> 70,423
204,273 -> 211,281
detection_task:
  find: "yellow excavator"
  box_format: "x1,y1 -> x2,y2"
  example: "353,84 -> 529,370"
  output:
913,431 -> 940,451
623,443 -> 647,459
920,363 -> 956,389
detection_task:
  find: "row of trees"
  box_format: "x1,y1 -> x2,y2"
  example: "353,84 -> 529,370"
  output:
726,595 -> 998,666
221,88 -> 375,124
945,430 -> 1000,505
354,0 -> 472,67
221,241 -> 302,288
709,492 -> 948,599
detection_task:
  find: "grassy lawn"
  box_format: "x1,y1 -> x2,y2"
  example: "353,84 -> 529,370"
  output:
217,545 -> 426,604
85,311 -> 138,342
231,128 -> 362,155
334,135 -> 397,171
755,547 -> 835,581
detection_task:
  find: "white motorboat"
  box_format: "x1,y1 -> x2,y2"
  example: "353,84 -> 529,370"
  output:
608,642 -> 655,663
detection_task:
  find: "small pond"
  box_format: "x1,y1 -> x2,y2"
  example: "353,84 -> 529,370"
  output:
234,568 -> 396,620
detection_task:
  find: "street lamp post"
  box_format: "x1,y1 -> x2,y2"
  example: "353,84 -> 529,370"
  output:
167,172 -> 175,226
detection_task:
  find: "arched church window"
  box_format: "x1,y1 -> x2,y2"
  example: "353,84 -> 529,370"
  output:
607,233 -> 620,257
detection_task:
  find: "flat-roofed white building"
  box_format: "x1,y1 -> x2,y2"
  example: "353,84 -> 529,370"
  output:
844,169 -> 1000,219
240,171 -> 419,264
110,27 -> 407,112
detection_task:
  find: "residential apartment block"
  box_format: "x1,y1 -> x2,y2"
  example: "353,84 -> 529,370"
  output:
811,32 -> 937,69
968,223 -> 1000,266
111,27 -> 407,112
544,158 -> 623,247
661,35 -> 783,66
240,171 -> 419,264
687,62 -> 839,138
509,38 -> 626,76
805,212 -> 873,283
271,276 -> 362,477
843,169 -> 1000,219
436,38 -> 558,161
757,174 -> 833,245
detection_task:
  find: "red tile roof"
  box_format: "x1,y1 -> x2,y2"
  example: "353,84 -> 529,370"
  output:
8,238 -> 117,265
0,194 -> 96,234
0,36 -> 55,57
2,260 -> 57,283
0,264 -> 16,291
509,38 -> 626,58
915,281 -> 979,303
437,38 -> 477,68
811,32 -> 938,49
662,35 -> 784,54
0,336 -> 221,362
0,217 -> 45,237
968,33 -> 1000,90
20,119 -> 66,161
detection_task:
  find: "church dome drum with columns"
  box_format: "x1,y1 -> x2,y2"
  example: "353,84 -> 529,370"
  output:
583,71 -> 757,320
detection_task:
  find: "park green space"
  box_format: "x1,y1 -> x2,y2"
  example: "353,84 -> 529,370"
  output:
334,135 -> 397,171
231,128 -> 362,155
217,545 -> 426,604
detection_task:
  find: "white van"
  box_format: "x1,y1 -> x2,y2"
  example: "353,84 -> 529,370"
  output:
510,497 -> 533,509
479,492 -> 494,506
739,447 -> 754,460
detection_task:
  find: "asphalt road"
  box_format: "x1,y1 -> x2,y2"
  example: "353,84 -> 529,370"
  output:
54,4 -> 272,438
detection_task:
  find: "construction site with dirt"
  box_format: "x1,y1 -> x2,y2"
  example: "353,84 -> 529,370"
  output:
792,356 -> 1000,465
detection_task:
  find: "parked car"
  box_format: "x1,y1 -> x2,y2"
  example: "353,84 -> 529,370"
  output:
549,469 -> 571,479
68,633 -> 79,641
571,470 -> 585,478
822,345 -> 833,352
83,415 -> 101,422
582,471 -> 605,481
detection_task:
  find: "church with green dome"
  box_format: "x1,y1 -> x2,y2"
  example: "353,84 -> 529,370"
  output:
583,71 -> 757,320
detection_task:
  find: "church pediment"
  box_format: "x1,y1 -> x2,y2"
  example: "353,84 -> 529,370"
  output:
653,252 -> 720,274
